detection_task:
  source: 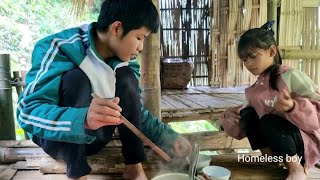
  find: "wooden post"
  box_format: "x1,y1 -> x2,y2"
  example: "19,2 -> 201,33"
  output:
0,54 -> 16,140
267,0 -> 278,40
140,0 -> 161,118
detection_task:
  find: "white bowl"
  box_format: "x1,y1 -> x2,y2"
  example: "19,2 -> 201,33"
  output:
151,173 -> 189,180
151,173 -> 204,180
187,154 -> 212,170
202,166 -> 231,180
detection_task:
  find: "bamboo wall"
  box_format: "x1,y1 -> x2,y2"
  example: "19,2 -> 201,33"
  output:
160,0 -> 320,87
210,0 -> 268,87
160,0 -> 211,86
159,0 -> 267,87
279,0 -> 320,86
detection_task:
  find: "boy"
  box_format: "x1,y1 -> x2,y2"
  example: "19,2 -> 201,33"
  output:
16,0 -> 191,179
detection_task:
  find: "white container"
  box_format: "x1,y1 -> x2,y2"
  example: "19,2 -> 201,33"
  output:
151,173 -> 204,180
187,154 -> 212,170
202,166 -> 231,180
151,173 -> 188,180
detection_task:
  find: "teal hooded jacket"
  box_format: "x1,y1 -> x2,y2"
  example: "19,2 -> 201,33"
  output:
16,23 -> 178,152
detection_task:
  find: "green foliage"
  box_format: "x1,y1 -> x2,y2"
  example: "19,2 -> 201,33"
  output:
0,0 -> 98,140
169,120 -> 218,133
0,0 -> 98,71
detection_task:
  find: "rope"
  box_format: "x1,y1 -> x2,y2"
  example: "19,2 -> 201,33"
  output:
0,78 -> 20,85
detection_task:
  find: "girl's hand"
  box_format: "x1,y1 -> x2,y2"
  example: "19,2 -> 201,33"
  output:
275,90 -> 295,112
222,105 -> 242,126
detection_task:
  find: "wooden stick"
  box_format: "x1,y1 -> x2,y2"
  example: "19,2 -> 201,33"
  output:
120,115 -> 172,162
91,93 -> 172,162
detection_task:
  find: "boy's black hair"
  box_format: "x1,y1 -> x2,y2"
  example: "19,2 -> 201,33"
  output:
238,21 -> 282,91
96,0 -> 160,37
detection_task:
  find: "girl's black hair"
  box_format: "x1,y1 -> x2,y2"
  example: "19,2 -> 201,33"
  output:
96,0 -> 159,37
238,21 -> 282,91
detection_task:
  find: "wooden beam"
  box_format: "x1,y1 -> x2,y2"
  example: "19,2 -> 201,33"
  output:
162,112 -> 221,123
279,49 -> 320,59
0,132 -> 250,163
303,0 -> 320,7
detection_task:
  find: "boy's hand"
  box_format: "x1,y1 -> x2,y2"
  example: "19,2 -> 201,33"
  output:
275,90 -> 295,112
173,136 -> 192,158
85,96 -> 123,130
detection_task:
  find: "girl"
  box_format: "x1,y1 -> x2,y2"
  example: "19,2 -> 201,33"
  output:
221,21 -> 320,180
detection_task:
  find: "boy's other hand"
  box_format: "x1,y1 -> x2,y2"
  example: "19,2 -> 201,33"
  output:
173,136 -> 192,158
85,96 -> 123,130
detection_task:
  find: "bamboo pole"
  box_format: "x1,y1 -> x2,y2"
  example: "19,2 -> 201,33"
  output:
267,0 -> 278,39
0,54 -> 16,140
140,0 -> 161,118
279,49 -> 320,59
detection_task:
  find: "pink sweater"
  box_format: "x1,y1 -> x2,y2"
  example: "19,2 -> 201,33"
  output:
221,65 -> 320,168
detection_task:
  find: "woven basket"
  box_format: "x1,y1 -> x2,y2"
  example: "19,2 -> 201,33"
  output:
160,58 -> 194,89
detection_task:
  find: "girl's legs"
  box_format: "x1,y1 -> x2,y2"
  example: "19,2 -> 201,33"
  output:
240,107 -> 278,168
259,114 -> 306,180
241,107 -> 271,154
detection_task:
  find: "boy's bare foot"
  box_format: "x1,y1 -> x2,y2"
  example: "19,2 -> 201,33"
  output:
123,163 -> 148,180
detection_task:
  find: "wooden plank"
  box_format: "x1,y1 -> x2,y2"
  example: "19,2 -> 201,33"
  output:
185,94 -> 236,108
162,112 -> 217,122
161,95 -> 189,109
160,95 -> 176,109
0,140 -> 36,148
169,94 -> 203,109
161,89 -> 182,95
167,95 -> 190,109
0,140 -> 122,148
192,86 -> 245,94
12,171 -> 124,180
160,98 -> 175,109
0,165 -> 17,180
12,161 -> 39,170
175,94 -> 208,108
162,88 -> 203,95
211,94 -> 244,105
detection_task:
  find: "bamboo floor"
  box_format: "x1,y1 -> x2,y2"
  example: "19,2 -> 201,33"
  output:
160,86 -> 246,123
1,153 -> 320,180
